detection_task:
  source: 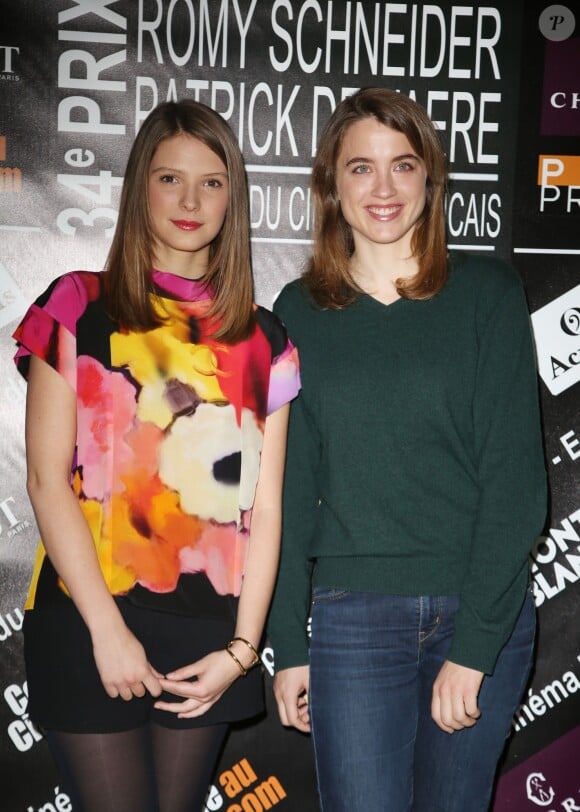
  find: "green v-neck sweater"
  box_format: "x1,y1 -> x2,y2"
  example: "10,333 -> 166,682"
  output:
268,252 -> 547,674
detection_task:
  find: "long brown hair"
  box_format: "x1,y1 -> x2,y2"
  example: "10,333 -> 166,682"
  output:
303,87 -> 449,308
105,100 -> 254,342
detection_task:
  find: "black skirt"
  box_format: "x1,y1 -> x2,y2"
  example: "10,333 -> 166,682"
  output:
23,597 -> 264,733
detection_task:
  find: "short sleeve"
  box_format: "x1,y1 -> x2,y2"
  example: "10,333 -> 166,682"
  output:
267,339 -> 301,415
12,271 -> 101,391
253,304 -> 301,415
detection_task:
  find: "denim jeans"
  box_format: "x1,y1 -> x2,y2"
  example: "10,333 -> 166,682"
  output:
309,588 -> 535,812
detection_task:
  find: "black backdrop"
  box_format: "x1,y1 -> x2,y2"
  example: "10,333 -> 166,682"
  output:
1,2 -> 579,810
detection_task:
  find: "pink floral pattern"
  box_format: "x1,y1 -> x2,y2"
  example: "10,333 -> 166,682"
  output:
14,270 -> 300,611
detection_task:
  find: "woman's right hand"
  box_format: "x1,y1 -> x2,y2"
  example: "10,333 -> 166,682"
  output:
273,665 -> 311,733
91,622 -> 163,701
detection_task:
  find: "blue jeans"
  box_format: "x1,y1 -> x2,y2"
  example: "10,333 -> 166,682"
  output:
309,589 -> 535,812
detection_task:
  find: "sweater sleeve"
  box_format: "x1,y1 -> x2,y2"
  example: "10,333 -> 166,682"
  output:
448,277 -> 547,674
267,286 -> 320,671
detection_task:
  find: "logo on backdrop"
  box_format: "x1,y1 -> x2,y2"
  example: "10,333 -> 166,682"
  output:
529,505 -> 580,607
496,727 -> 580,810
538,5 -> 577,41
524,768 -> 580,811
531,285 -> 580,395
0,494 -> 30,539
513,662 -> 580,735
537,154 -> 580,213
0,45 -> 20,80
561,308 -> 580,336
202,757 -> 287,811
539,4 -> 579,136
4,681 -> 44,752
526,772 -> 556,806
541,38 -> 580,137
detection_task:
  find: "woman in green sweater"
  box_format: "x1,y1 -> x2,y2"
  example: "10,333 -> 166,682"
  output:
268,88 -> 547,811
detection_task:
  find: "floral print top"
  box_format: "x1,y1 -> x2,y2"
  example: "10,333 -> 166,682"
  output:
14,269 -> 300,618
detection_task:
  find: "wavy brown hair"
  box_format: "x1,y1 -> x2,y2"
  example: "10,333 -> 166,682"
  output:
105,100 -> 254,342
303,87 -> 449,308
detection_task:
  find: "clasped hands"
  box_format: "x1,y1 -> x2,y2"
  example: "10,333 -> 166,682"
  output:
92,626 -> 257,719
154,648 -> 249,719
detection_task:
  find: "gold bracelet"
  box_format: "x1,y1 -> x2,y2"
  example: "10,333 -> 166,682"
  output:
225,645 -> 247,676
229,637 -> 260,668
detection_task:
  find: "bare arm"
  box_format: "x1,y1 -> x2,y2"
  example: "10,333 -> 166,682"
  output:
156,404 -> 290,718
25,355 -> 161,700
233,403 -> 290,647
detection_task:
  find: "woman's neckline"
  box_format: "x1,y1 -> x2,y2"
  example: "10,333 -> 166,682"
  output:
152,268 -> 212,301
358,291 -> 407,312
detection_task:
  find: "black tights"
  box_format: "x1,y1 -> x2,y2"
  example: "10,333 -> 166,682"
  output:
44,723 -> 228,812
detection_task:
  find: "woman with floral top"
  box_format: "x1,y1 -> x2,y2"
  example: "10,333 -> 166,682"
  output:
14,99 -> 299,812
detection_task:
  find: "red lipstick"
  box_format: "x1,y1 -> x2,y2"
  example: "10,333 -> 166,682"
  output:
171,220 -> 202,230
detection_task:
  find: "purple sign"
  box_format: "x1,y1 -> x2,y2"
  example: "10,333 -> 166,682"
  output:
541,39 -> 580,136
493,725 -> 580,811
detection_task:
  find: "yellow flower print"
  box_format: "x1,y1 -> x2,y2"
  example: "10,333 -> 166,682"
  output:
111,298 -> 227,429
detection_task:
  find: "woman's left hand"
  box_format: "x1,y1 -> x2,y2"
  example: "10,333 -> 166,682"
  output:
155,650 -> 242,718
431,660 -> 484,733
